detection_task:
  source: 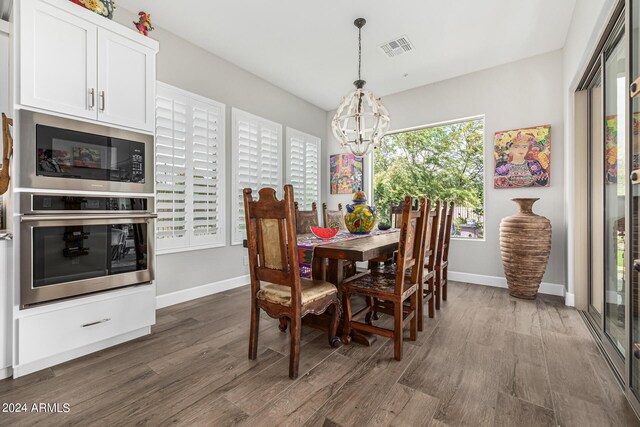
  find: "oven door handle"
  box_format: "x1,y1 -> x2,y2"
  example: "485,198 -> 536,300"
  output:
20,214 -> 158,222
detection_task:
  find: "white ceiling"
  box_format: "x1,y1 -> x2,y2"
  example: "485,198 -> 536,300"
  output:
118,0 -> 577,111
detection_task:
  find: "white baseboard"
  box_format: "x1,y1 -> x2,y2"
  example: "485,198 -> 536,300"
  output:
12,327 -> 150,378
156,275 -> 250,309
565,292 -> 575,307
0,366 -> 12,380
448,271 -> 565,298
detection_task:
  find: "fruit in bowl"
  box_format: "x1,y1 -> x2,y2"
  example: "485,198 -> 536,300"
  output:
310,226 -> 339,240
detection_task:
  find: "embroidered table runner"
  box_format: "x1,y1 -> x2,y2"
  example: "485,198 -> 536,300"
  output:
297,229 -> 399,278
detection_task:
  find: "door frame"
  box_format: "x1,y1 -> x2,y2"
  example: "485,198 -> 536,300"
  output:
582,10 -> 627,379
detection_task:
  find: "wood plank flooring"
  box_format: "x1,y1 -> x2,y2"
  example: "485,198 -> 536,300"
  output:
0,281 -> 638,426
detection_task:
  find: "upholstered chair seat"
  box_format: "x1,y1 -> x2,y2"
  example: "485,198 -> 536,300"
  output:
257,279 -> 337,307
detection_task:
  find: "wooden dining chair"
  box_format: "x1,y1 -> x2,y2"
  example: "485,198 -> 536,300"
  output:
420,201 -> 440,324
294,201 -> 319,235
369,200 -> 437,330
322,202 -> 348,232
244,186 -> 341,379
342,196 -> 428,361
435,201 -> 454,309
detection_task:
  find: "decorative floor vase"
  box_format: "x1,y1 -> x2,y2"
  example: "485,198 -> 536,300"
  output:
500,198 -> 551,299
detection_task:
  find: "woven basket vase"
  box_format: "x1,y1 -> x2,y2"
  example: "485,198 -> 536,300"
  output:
499,198 -> 551,299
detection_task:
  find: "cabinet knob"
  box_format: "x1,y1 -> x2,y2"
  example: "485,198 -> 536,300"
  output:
632,170 -> 640,184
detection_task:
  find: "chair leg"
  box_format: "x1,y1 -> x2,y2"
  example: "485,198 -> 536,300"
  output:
410,293 -> 417,341
417,279 -> 424,332
365,297 -> 374,324
342,292 -> 353,345
427,276 -> 435,318
328,301 -> 341,348
394,300 -> 403,361
289,317 -> 301,379
278,317 -> 288,332
249,302 -> 260,360
443,266 -> 448,301
435,268 -> 442,310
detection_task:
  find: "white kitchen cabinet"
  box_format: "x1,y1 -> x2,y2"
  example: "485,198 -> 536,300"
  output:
0,239 -> 12,380
19,0 -> 97,119
14,284 -> 155,378
17,0 -> 158,132
97,28 -> 155,131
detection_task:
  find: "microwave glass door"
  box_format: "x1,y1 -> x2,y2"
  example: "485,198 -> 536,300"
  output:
36,125 -> 145,185
32,222 -> 149,288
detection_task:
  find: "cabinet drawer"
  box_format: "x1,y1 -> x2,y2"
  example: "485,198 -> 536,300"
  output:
18,288 -> 155,365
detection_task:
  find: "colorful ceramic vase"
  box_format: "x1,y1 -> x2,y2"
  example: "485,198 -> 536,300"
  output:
345,191 -> 376,234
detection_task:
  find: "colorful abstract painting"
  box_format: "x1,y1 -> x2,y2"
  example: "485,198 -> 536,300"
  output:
330,153 -> 363,194
494,125 -> 551,188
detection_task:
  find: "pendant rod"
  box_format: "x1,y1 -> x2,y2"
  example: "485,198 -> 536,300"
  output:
354,18 -> 366,89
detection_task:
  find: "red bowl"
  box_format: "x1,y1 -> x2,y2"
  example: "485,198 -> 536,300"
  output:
310,226 -> 339,239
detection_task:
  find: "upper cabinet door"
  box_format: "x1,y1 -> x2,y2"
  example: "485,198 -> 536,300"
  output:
97,28 -> 155,132
19,0 -> 97,119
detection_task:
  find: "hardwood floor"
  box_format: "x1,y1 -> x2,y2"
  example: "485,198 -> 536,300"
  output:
1,281 -> 638,426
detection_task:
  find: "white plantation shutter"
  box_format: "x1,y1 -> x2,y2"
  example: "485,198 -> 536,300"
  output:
232,108 -> 283,245
286,128 -> 321,210
156,90 -> 188,248
190,99 -> 225,246
156,83 -> 226,252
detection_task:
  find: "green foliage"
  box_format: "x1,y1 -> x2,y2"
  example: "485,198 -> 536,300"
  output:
373,119 -> 484,228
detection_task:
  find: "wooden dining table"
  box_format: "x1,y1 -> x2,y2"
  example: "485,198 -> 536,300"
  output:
243,230 -> 401,345
304,230 -> 400,345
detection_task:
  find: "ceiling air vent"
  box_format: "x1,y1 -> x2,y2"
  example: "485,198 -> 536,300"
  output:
380,35 -> 414,57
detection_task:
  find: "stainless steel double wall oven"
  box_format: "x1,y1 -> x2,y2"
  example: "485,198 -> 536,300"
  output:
18,111 -> 155,308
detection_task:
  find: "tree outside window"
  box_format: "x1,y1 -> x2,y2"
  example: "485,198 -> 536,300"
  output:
373,118 -> 485,239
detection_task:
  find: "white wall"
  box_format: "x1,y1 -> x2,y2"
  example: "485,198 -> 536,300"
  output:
324,50 -> 566,286
114,10 -> 327,296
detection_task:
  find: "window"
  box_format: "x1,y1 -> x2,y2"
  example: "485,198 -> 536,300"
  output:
286,127 -> 320,209
373,117 -> 485,239
231,108 -> 283,245
155,82 -> 226,253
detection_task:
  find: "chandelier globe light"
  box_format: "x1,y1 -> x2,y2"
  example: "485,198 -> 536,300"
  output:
331,18 -> 390,157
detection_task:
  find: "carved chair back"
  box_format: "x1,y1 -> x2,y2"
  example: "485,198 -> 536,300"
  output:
426,200 -> 441,271
389,198 -> 419,228
244,185 -> 302,309
441,201 -> 455,264
322,203 -> 347,231
294,201 -> 319,235
394,196 -> 429,295
436,201 -> 454,266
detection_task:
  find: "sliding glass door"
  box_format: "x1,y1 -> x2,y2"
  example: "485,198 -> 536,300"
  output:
586,15 -> 627,377
604,29 -> 628,358
629,0 -> 640,403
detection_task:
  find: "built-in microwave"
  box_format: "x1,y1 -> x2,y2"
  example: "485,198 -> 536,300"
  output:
19,193 -> 156,308
18,111 -> 154,193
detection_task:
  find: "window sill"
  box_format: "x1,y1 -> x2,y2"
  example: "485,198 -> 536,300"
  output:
450,237 -> 486,242
157,243 -> 227,256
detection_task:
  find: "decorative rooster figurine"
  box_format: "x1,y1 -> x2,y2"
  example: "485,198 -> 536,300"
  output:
134,11 -> 154,36
0,113 -> 14,196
